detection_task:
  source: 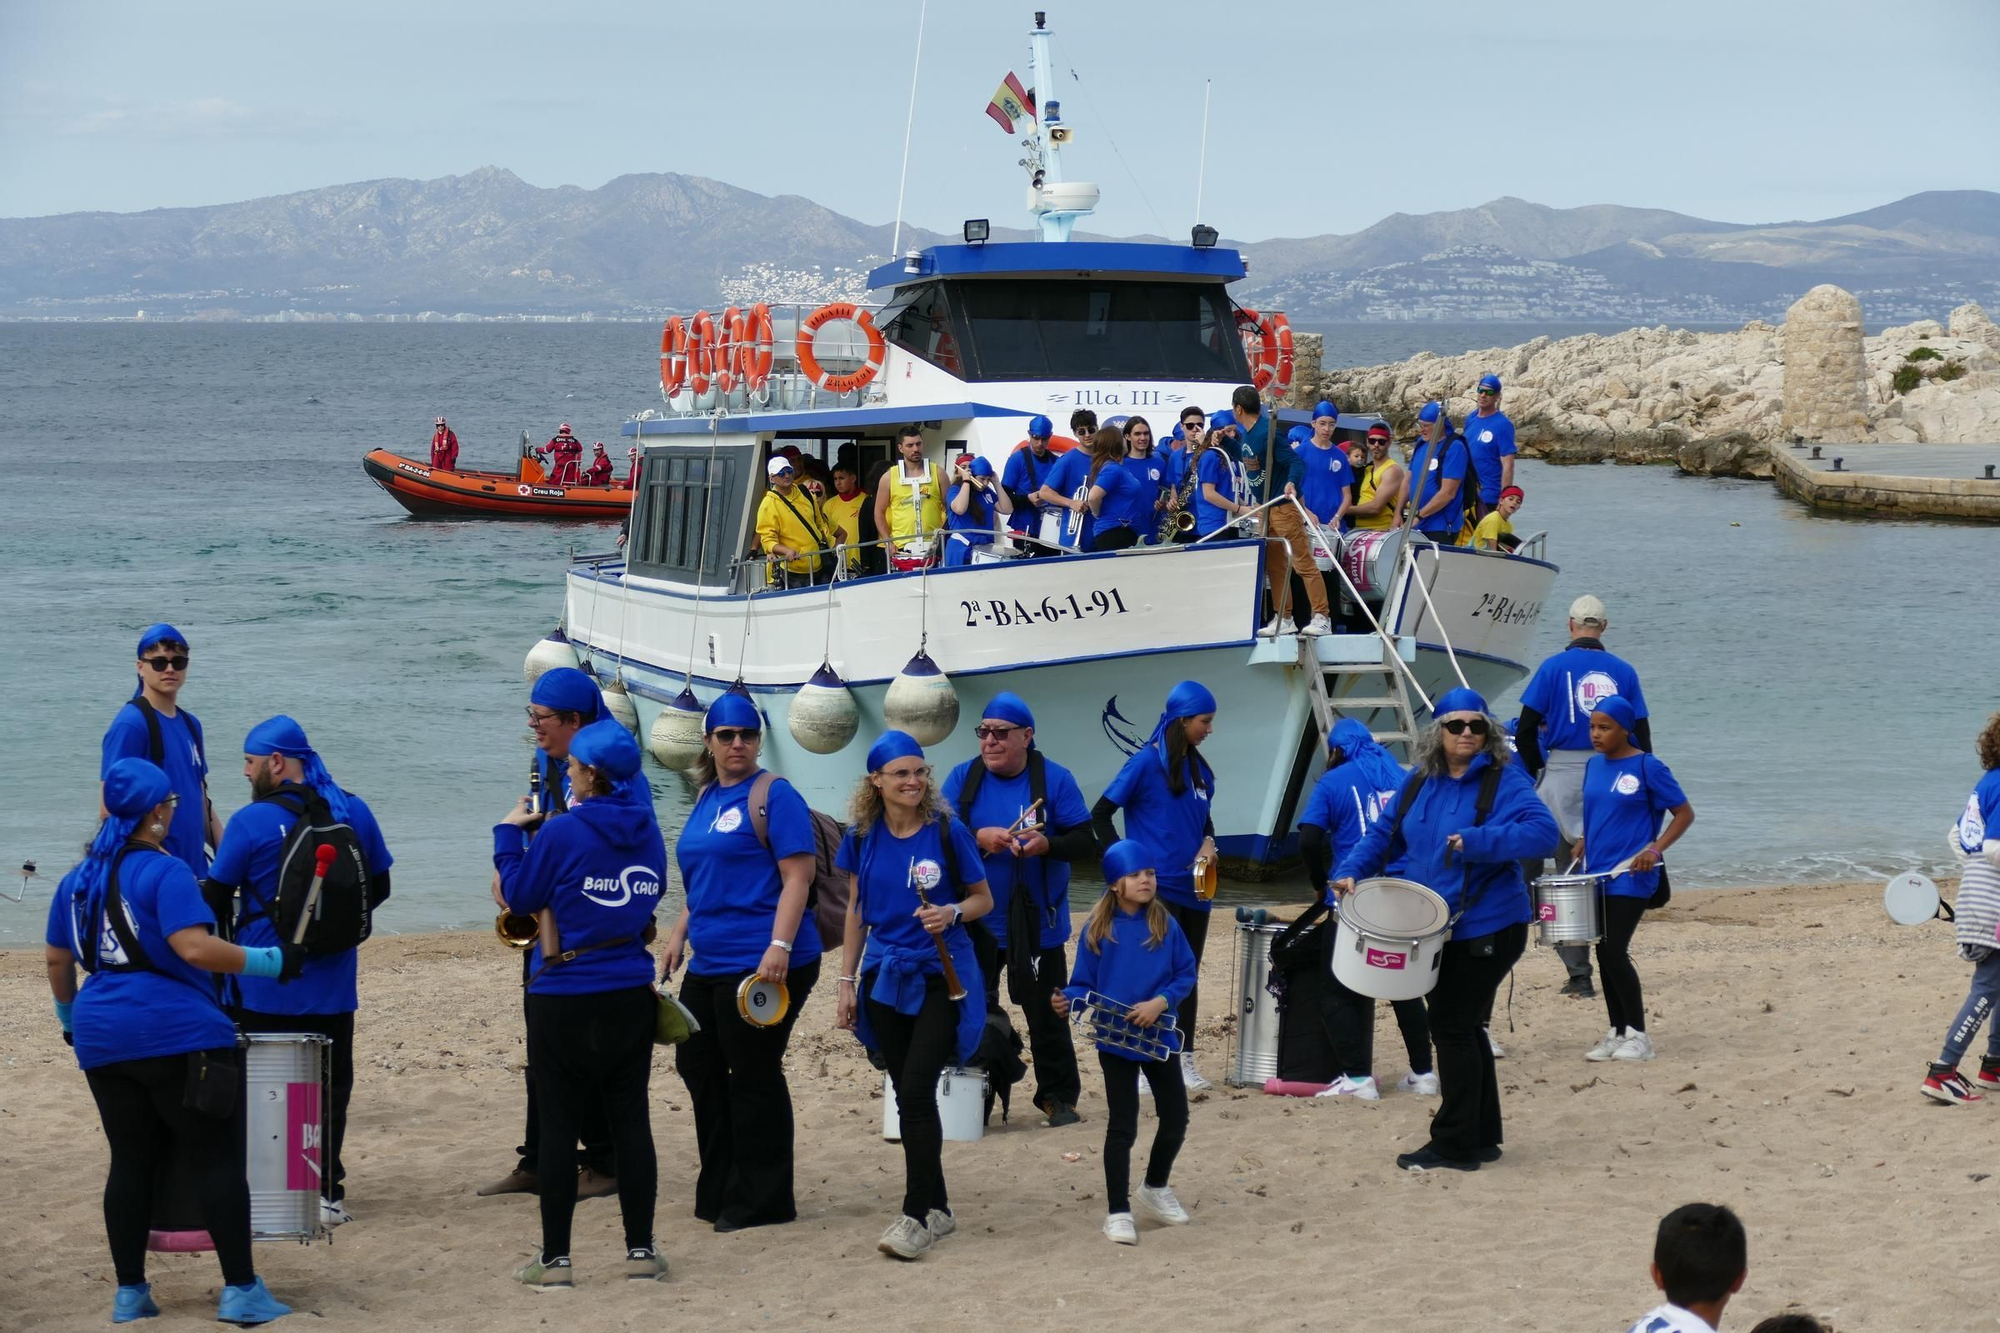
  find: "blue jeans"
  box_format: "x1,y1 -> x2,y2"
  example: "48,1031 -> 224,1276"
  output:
1938,951 -> 2000,1067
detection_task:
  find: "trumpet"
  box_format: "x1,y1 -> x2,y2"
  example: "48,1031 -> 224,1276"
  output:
495,911 -> 539,949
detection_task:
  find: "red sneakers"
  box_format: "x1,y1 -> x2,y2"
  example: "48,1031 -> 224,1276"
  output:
1974,1059 -> 2000,1092
1921,1064 -> 1984,1104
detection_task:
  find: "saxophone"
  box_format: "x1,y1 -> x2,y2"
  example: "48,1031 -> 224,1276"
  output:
1158,456 -> 1201,542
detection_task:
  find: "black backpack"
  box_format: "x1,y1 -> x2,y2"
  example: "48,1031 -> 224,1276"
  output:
239,782 -> 377,954
953,752 -> 1052,992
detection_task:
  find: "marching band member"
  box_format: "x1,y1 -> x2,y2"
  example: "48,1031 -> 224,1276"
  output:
1081,426 -> 1141,551
1093,681 -> 1221,1091
1920,710 -> 2000,1104
495,719 -> 669,1289
1574,696 -> 1694,1064
1297,719 -> 1434,1100
101,623 -> 220,877
46,758 -> 296,1326
480,666 -> 617,1200
1053,840 -> 1197,1245
1405,402 -> 1472,542
943,454 -> 1012,566
1000,416 -> 1060,548
1035,427 -> 1103,551
1191,410 -> 1251,539
941,693 -> 1095,1127
1264,401 -> 1351,637
210,716 -> 393,1227
1118,416 -> 1168,546
664,694 -> 822,1230
1331,688 -> 1557,1171
834,731 -> 992,1261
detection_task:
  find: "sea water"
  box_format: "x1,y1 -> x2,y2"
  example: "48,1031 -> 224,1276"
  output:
1,322 -> 1991,943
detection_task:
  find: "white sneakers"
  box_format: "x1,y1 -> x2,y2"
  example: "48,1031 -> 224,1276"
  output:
319,1200 -> 354,1227
925,1207 -> 956,1239
1180,1052 -> 1213,1092
1483,1027 -> 1506,1059
1258,616 -> 1299,638
1584,1027 -> 1625,1061
1103,1212 -> 1139,1245
1134,1184 -> 1191,1226
877,1214 -> 934,1260
1612,1030 -> 1656,1061
1314,1074 -> 1380,1101
1394,1069 -> 1440,1096
1302,614 -> 1333,637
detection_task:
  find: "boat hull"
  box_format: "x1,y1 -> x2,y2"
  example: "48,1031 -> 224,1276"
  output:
362,449 -> 632,519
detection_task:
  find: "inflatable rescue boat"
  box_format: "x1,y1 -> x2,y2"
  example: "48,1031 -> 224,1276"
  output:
362,440 -> 634,519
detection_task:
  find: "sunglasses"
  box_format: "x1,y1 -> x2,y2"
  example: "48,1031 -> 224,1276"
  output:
1440,717 -> 1491,736
709,727 -> 761,745
142,655 -> 190,671
973,724 -> 1022,741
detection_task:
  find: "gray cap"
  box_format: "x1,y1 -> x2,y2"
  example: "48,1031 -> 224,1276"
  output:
1568,594 -> 1608,626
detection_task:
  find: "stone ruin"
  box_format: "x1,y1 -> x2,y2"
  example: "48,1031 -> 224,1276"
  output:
1780,284 -> 1869,443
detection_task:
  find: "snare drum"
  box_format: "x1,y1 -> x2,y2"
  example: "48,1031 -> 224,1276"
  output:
1340,529 -> 1405,597
1531,871 -> 1608,947
246,1032 -> 331,1241
1330,878 -> 1452,1002
736,976 -> 791,1027
882,1067 -> 988,1142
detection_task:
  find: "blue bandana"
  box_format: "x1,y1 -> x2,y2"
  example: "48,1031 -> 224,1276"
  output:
530,667 -> 604,720
136,623 -> 187,656
1591,695 -> 1637,733
1102,838 -> 1155,885
867,730 -> 925,773
982,692 -> 1034,731
103,757 -> 171,818
1431,686 -> 1489,718
1328,718 -> 1404,796
243,714 -> 351,820
704,692 -> 762,734
571,718 -> 643,779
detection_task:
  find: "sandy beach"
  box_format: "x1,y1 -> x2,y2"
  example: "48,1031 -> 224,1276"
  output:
3,878 -> 1992,1332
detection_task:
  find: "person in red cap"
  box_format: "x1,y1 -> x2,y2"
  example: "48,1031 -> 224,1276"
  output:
1344,423 -> 1405,532
430,416 -> 459,471
582,442 -> 613,487
1470,485 -> 1525,551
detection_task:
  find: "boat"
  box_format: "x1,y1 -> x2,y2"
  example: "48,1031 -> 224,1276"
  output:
552,11 -> 1558,871
362,435 -> 633,519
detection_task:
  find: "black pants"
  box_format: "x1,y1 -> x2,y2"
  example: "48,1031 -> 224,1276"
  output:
1163,901 -> 1211,1054
1098,1051 -> 1188,1214
867,978 -> 957,1222
525,986 -> 657,1259
1596,896 -> 1650,1033
676,960 -> 819,1226
85,1051 -> 255,1289
1317,930 -> 1432,1079
978,940 -> 1082,1110
234,1008 -> 352,1202
1423,923 -> 1527,1162
1091,525 -> 1139,552
518,954 -> 615,1176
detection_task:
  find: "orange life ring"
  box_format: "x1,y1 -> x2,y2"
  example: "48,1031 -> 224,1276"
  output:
660,316 -> 688,396
1268,312 -> 1295,394
735,303 -> 775,392
797,302 -> 887,395
715,306 -> 742,393
1012,434 -> 1080,456
1236,307 -> 1286,393
688,310 -> 719,396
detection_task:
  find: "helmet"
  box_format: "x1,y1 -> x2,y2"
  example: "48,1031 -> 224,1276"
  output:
593,441 -> 606,451
558,422 -> 573,434
434,416 -> 446,426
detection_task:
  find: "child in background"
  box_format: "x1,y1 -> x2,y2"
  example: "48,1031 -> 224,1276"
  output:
1471,485 -> 1525,550
1053,840 -> 1197,1245
1623,1202 -> 1748,1333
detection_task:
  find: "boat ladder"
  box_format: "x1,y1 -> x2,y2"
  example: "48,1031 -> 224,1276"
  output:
1299,636 -> 1422,763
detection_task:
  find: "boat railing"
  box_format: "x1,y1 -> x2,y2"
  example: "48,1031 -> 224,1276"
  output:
647,301 -> 890,420
1514,529 -> 1549,561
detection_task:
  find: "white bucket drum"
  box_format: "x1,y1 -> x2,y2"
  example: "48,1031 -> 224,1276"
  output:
1884,871 -> 1944,926
1309,529 -> 1337,572
1330,878 -> 1452,1002
245,1032 -> 331,1241
1340,529 -> 1405,597
1531,871 -> 1609,947
969,541 -> 1022,565
881,1067 -> 988,1143
1228,918 -> 1285,1087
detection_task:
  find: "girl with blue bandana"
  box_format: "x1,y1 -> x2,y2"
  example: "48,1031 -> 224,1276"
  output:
834,731 -> 992,1261
1921,711 -> 2000,1105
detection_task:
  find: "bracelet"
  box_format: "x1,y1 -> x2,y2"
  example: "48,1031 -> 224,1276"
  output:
769,939 -> 793,953
838,975 -> 858,985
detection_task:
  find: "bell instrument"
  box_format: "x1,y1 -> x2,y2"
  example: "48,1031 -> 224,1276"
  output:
495,911 -> 539,949
1068,990 -> 1183,1062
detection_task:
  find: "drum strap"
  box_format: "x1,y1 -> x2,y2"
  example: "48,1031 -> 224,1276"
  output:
1384,765 -> 1504,925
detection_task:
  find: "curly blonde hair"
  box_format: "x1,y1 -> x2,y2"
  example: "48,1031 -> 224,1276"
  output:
1978,711 -> 2000,772
847,770 -> 949,836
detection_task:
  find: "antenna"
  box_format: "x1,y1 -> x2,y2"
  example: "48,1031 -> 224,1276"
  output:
1194,79 -> 1212,227
889,0 -> 930,261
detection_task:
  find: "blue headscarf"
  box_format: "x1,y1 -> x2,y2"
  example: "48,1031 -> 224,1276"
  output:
982,692 -> 1034,731
1286,425 -> 1311,448
244,715 -> 351,821
530,667 -> 605,721
969,456 -> 995,479
570,718 -> 648,803
1591,695 -> 1637,734
867,730 -> 925,773
1431,687 -> 1489,718
1417,401 -> 1444,425
131,622 -> 188,696
703,692 -> 762,734
1328,718 -> 1404,796
62,758 -> 172,969
1102,838 -> 1155,885
1314,399 -> 1339,421
1147,680 -> 1216,791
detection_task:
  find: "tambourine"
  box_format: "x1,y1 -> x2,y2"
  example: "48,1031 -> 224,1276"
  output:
1193,855 -> 1219,901
736,975 -> 791,1027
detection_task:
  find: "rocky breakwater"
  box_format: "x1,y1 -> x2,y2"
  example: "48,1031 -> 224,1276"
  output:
1314,289 -> 2000,479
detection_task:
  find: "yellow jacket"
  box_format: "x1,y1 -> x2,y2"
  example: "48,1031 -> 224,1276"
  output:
821,490 -> 867,569
756,487 -> 832,579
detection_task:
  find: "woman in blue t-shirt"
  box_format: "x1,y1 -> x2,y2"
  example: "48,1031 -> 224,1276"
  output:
1575,696 -> 1694,1065
1091,680 -> 1220,1091
494,719 -> 669,1290
663,693 -> 822,1231
44,759 -> 294,1326
942,455 -> 1013,567
833,731 -> 992,1262
1080,426 -> 1141,551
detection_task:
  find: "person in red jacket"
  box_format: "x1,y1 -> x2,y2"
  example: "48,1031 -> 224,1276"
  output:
430,417 -> 459,470
542,424 -> 580,484
624,446 -> 640,490
583,443 -> 613,487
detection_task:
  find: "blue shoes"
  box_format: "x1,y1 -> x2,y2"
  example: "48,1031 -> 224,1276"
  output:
112,1283 -> 159,1323
217,1277 -> 291,1325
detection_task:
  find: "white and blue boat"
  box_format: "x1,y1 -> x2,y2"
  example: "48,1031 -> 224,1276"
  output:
555,12 -> 1557,871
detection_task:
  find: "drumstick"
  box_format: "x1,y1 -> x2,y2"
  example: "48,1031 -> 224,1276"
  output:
291,845 -> 339,946
908,856 -> 968,1002
1003,798 -> 1044,840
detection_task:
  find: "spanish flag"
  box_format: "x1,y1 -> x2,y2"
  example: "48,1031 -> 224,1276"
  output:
984,72 -> 1035,133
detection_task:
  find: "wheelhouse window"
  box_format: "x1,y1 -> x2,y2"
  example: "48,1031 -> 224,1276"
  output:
879,282 -> 963,375
955,279 -> 1250,382
629,446 -> 748,582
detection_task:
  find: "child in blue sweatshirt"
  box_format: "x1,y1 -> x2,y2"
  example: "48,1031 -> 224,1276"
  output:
1054,840 -> 1198,1245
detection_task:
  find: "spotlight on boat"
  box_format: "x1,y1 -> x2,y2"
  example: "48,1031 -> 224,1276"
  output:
963,218 -> 990,246
646,685 -> 708,772
789,662 -> 861,755
524,626 -> 579,685
903,250 -> 923,275
1191,224 -> 1219,249
882,650 -> 960,747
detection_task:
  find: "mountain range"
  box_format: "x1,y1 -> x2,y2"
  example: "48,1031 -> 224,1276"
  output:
2,168 -> 1995,323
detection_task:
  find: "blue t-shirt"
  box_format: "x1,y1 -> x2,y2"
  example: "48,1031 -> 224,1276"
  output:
47,848 -> 238,1071
1192,448 -> 1238,537
1296,441 -> 1356,525
945,481 -> 998,541
493,797 -> 666,997
209,790 -> 394,1015
101,701 -> 211,876
1001,447 -> 1057,535
1464,410 -> 1517,503
1089,460 -> 1139,537
1956,769 -> 2000,854
941,756 -> 1092,949
1118,451 -> 1168,541
1518,645 -> 1650,752
1409,435 -> 1472,537
1063,908 -> 1198,1061
1042,449 -> 1094,548
1581,752 -> 1688,898
677,772 -> 825,974
1102,743 -> 1214,911
1300,761 -> 1405,903
835,815 -> 985,957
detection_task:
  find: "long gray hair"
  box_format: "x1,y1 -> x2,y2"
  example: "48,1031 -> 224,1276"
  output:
1410,711 -> 1514,776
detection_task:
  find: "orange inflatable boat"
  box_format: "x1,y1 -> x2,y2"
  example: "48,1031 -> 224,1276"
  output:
362,446 -> 634,519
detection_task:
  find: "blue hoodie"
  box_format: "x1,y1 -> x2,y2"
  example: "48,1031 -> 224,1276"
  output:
1331,752 -> 1557,939
1063,904 -> 1197,1062
1300,720 -> 1408,900
494,788 -> 666,996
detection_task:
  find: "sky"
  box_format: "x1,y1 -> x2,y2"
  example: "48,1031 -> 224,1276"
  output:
2,0 -> 1995,241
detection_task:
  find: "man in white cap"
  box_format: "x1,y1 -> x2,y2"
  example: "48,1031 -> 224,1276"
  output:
756,454 -> 836,587
1515,594 -> 1653,997
430,416 -> 459,470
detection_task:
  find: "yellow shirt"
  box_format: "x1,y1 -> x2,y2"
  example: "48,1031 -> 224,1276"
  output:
885,462 -> 945,544
821,489 -> 867,569
1471,510 -> 1513,550
1351,460 -> 1401,531
755,487 -> 831,579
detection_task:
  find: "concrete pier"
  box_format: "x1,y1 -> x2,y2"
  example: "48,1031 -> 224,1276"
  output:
1769,442 -> 2000,520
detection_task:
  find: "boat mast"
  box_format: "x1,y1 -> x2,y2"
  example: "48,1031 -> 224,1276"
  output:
1025,11 -> 1097,242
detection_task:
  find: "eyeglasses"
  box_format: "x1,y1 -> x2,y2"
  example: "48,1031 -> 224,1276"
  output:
709,727 -> 760,745
880,765 -> 932,781
973,724 -> 1022,741
142,655 -> 190,671
525,707 -> 562,724
1440,717 -> 1491,736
